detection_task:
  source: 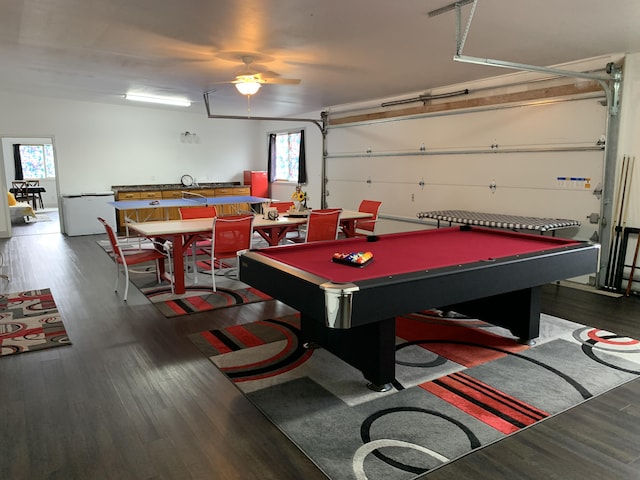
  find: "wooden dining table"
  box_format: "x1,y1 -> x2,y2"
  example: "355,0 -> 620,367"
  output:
127,210 -> 373,294
10,184 -> 46,210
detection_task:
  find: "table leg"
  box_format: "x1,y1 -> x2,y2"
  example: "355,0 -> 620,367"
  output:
301,314 -> 396,391
340,219 -> 357,238
171,236 -> 187,294
254,227 -> 282,247
446,286 -> 541,345
254,226 -> 293,246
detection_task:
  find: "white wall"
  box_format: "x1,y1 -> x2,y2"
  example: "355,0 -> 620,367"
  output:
0,92 -> 265,191
612,52 -> 640,290
617,52 -> 640,229
0,92 -> 265,236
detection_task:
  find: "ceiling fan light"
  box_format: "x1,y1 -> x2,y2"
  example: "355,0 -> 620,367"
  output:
235,81 -> 261,96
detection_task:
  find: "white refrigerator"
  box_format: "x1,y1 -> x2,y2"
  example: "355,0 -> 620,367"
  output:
62,192 -> 116,236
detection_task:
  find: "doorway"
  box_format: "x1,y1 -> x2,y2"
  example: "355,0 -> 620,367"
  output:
2,136 -> 61,236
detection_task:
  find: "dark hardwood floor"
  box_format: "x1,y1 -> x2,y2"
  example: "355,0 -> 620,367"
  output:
10,208 -> 61,236
1,232 -> 639,479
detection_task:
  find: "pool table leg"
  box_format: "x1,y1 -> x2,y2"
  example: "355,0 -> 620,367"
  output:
446,286 -> 541,345
300,314 -> 396,392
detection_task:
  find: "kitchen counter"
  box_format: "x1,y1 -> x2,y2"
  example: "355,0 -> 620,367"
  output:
110,182 -> 250,232
111,182 -> 241,194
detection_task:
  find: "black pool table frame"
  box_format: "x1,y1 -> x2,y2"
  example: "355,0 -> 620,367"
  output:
239,228 -> 599,391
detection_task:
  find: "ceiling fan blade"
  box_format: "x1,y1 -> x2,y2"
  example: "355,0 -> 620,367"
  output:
253,71 -> 301,84
210,79 -> 238,85
234,73 -> 301,85
235,74 -> 261,83
210,55 -> 302,88
261,77 -> 301,85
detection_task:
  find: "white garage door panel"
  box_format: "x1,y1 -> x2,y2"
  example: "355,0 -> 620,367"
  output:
326,96 -> 605,248
328,98 -> 607,153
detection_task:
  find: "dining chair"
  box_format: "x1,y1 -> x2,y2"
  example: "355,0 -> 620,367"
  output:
179,206 -> 218,282
291,208 -> 342,243
204,214 -> 254,292
11,181 -> 29,204
179,205 -> 218,220
270,201 -> 295,213
26,180 -> 44,209
98,217 -> 174,301
354,200 -> 382,236
269,201 -> 302,239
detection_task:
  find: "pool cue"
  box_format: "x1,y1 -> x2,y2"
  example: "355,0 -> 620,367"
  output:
605,154 -> 626,286
621,156 -> 637,294
609,155 -> 633,288
612,155 -> 635,289
626,232 -> 640,296
606,155 -> 629,287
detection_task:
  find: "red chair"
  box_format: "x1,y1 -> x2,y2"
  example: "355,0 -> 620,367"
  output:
98,217 -> 173,301
295,208 -> 342,243
205,214 -> 255,292
179,205 -> 218,220
354,200 -> 382,236
268,201 -> 302,239
179,206 -> 218,282
270,201 -> 295,213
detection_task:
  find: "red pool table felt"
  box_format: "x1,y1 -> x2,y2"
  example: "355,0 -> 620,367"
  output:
255,227 -> 581,284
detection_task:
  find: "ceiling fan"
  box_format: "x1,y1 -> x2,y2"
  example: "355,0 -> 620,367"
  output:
223,55 -> 301,96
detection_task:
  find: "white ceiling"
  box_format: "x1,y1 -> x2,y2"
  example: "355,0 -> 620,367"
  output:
2,0 -> 640,117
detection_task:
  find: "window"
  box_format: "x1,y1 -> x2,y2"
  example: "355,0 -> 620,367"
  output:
269,130 -> 305,183
18,144 -> 56,179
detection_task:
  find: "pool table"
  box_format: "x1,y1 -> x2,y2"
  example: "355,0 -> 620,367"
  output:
239,226 -> 599,391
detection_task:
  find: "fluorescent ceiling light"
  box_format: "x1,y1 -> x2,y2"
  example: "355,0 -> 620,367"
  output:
125,93 -> 191,107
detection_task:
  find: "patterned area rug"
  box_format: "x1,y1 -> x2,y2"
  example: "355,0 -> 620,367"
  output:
96,237 -> 272,316
0,288 -> 71,356
188,311 -> 640,480
129,255 -> 271,318
141,283 -> 272,317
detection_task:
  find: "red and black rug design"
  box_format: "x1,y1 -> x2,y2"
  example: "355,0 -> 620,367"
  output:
189,315 -> 313,382
98,238 -> 272,316
0,288 -> 71,356
189,311 -> 640,480
143,285 -> 271,317
125,253 -> 271,317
